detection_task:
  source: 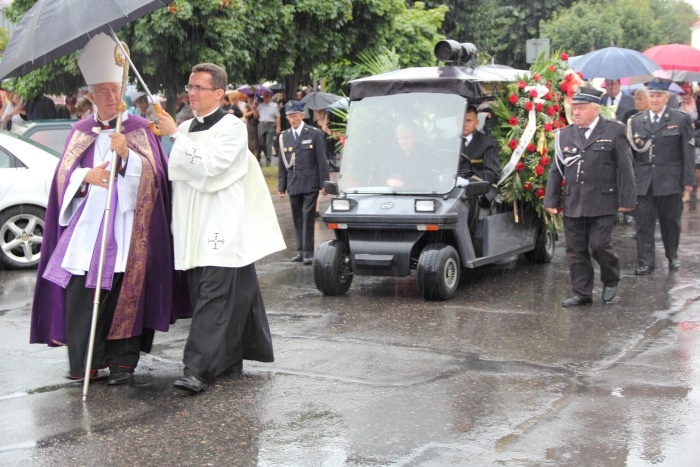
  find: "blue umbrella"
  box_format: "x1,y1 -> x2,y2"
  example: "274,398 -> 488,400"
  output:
569,46 -> 660,80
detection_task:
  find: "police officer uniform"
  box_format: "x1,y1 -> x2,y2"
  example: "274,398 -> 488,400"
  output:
544,87 -> 636,306
278,100 -> 330,264
627,78 -> 696,274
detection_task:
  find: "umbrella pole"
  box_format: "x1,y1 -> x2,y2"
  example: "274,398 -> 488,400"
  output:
82,41 -> 131,402
109,27 -> 164,135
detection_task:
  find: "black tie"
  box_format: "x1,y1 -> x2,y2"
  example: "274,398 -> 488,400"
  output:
653,114 -> 659,126
294,130 -> 298,141
610,96 -> 615,106
579,127 -> 588,140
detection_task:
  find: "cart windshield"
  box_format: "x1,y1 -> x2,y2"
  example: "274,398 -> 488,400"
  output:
338,93 -> 466,194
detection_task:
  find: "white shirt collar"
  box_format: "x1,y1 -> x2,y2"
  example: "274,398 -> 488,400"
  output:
293,122 -> 305,135
649,107 -> 667,120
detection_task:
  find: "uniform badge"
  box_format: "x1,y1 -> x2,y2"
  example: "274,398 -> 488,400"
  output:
564,146 -> 570,152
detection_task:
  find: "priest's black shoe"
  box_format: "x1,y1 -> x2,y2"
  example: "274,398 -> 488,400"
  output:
290,254 -> 303,263
173,375 -> 207,393
602,286 -> 617,303
634,265 -> 654,275
669,258 -> 680,270
107,372 -> 132,386
562,296 -> 592,308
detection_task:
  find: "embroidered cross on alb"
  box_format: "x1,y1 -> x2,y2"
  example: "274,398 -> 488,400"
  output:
207,233 -> 224,250
186,148 -> 202,164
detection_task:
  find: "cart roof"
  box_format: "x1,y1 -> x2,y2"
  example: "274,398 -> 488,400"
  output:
349,65 -> 528,101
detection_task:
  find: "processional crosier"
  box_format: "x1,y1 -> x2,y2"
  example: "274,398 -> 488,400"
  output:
81,39 -> 130,401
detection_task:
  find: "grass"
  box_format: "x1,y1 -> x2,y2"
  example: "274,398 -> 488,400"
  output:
260,163 -> 279,194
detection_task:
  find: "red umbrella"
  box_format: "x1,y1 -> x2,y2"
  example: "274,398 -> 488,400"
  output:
643,44 -> 700,79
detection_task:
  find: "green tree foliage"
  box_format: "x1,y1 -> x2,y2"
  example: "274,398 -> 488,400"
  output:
1,0 -> 406,103
540,0 -> 698,54
423,0 -> 575,69
319,1 -> 446,91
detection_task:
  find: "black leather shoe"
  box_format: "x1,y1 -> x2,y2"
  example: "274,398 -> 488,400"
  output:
290,254 -> 303,262
562,296 -> 593,307
635,265 -> 654,275
669,258 -> 680,270
107,372 -> 133,386
602,286 -> 617,303
303,256 -> 313,265
173,375 -> 208,393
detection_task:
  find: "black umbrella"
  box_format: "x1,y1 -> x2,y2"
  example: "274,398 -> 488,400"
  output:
300,91 -> 343,110
0,0 -> 173,80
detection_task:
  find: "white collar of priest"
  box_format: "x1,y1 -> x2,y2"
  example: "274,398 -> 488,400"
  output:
195,107 -> 221,123
92,111 -> 128,133
189,107 -> 226,132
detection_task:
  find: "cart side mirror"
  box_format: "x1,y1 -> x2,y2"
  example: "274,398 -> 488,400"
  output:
462,181 -> 490,198
324,181 -> 339,195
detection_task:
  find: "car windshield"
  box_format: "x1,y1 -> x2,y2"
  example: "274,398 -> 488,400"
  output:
339,92 -> 466,194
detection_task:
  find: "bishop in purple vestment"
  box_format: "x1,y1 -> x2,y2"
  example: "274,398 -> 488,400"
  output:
30,33 -> 190,385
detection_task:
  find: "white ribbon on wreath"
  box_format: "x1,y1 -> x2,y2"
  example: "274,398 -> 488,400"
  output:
498,84 -> 550,186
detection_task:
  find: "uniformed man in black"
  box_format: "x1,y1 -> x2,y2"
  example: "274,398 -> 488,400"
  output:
278,100 -> 330,265
627,78 -> 695,275
457,105 -> 501,199
544,87 -> 636,307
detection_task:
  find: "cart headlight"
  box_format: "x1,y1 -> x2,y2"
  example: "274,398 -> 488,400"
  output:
332,199 -> 351,211
415,199 -> 436,213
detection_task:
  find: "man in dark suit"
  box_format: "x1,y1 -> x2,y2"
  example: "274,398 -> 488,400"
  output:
457,105 -> 501,201
278,100 -> 330,265
602,79 -> 635,123
544,87 -> 636,307
627,78 -> 695,275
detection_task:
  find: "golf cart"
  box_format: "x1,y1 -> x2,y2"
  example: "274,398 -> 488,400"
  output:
313,42 -> 556,300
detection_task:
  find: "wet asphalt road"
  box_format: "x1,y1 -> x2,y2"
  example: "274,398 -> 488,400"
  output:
1,197 -> 700,466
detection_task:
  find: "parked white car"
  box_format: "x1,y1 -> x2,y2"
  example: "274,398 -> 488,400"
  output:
0,132 -> 59,269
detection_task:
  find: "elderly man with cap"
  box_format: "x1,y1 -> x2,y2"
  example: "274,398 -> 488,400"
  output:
30,33 -> 187,385
545,87 -> 636,307
627,78 -> 696,275
278,100 -> 330,265
156,62 -> 286,394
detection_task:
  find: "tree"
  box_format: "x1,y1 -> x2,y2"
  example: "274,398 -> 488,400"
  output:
424,0 -> 576,69
540,0 -> 698,54
0,0 -> 405,105
319,1 -> 447,92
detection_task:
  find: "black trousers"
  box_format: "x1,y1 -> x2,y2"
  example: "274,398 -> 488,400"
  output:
290,190 -> 319,258
635,192 -> 682,268
184,265 -> 265,381
65,273 -> 141,377
563,214 -> 619,299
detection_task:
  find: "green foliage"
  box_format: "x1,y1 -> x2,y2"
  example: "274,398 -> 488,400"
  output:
540,0 -> 698,53
390,1 -> 447,68
320,1 -> 446,91
0,27 -> 8,53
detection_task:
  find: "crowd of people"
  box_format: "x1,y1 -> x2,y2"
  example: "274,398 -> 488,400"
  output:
20,31 -> 700,394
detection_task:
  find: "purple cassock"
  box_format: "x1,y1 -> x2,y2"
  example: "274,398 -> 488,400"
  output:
30,114 -> 191,348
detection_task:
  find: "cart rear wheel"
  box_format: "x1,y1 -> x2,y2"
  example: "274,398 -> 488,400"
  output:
523,224 -> 555,263
313,240 -> 353,296
417,244 -> 460,301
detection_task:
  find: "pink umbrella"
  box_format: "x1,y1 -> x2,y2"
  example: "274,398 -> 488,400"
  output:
643,44 -> 700,71
643,44 -> 700,80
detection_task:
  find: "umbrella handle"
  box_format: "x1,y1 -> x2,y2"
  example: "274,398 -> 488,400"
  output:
149,103 -> 164,136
